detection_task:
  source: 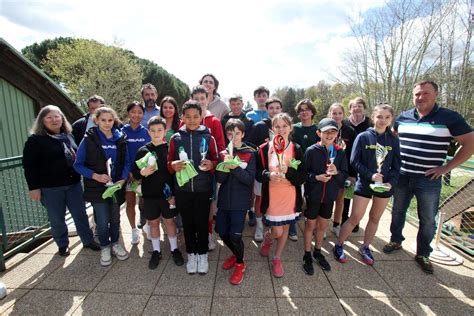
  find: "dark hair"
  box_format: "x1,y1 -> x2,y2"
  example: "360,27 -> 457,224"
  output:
349,97 -> 367,109
294,98 -> 316,119
253,86 -> 270,97
182,100 -> 202,116
147,116 -> 166,129
414,80 -> 438,93
141,83 -> 157,97
94,107 -> 122,128
225,118 -> 246,133
159,96 -> 180,132
86,95 -> 105,107
199,74 -> 219,95
191,85 -> 208,98
265,97 -> 283,109
126,101 -> 145,113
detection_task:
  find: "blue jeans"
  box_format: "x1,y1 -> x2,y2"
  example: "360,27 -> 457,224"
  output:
390,175 -> 441,256
91,200 -> 121,248
289,221 -> 297,236
40,182 -> 94,248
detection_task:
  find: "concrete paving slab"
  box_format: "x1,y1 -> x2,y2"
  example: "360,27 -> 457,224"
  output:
211,297 -> 278,315
374,261 -> 456,298
32,236 -> 85,256
431,263 -> 474,298
219,237 -> 270,261
403,297 -> 474,315
144,295 -> 211,315
95,257 -> 165,294
1,253 -> 63,289
271,261 -> 335,298
346,236 -> 415,262
34,254 -> 112,291
213,260 -> 274,298
340,297 -> 414,315
0,289 -> 28,314
154,259 -> 217,297
4,289 -> 86,315
276,297 -> 345,315
73,292 -> 149,315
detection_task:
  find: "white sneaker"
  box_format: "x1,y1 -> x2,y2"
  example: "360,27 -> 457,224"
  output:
187,253 -> 198,274
100,247 -> 112,266
288,234 -> 298,241
142,223 -> 152,241
254,217 -> 264,242
197,253 -> 209,275
331,226 -> 340,237
112,244 -> 129,261
208,233 -> 216,251
131,228 -> 140,245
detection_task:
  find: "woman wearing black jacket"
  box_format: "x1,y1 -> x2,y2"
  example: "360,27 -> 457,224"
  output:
23,105 -> 99,256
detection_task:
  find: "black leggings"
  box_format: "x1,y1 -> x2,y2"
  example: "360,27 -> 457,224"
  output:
221,234 -> 244,263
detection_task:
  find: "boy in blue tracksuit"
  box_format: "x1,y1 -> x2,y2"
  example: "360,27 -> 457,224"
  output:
215,118 -> 256,285
303,118 -> 348,275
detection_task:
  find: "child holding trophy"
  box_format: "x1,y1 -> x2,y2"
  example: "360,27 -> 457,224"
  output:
257,113 -> 306,278
334,103 -> 400,265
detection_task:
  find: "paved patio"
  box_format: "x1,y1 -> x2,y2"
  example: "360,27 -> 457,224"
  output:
1,209 -> 473,315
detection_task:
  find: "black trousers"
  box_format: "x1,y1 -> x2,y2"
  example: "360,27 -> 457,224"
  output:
176,191 -> 211,255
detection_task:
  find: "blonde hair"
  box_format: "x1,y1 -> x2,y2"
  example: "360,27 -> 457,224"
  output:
31,105 -> 72,135
271,112 -> 293,128
94,106 -> 122,127
327,102 -> 345,117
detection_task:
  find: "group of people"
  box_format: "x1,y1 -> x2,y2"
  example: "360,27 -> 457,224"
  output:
22,76 -> 473,287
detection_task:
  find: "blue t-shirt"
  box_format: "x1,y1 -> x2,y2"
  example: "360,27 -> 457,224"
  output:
122,124 -> 151,164
246,109 -> 268,124
394,104 -> 472,177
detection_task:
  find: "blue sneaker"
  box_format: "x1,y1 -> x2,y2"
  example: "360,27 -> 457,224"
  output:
248,210 -> 256,227
359,245 -> 375,265
333,244 -> 347,263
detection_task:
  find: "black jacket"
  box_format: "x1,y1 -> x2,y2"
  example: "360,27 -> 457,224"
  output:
250,118 -> 272,147
72,113 -> 91,145
256,142 -> 306,214
339,122 -> 357,177
132,142 -> 173,199
23,134 -> 80,190
221,113 -> 254,145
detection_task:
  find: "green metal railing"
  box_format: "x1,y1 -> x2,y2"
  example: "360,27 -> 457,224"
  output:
0,156 -> 50,271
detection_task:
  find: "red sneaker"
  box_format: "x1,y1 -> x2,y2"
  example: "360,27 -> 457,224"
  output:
222,255 -> 237,270
260,232 -> 272,257
229,262 -> 246,285
272,258 -> 284,278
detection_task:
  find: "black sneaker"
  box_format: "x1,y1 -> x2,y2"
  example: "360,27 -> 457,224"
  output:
415,256 -> 434,274
83,240 -> 101,251
149,251 -> 162,270
383,241 -> 402,254
302,253 -> 314,275
248,210 -> 256,227
313,252 -> 331,271
171,249 -> 184,266
58,246 -> 70,257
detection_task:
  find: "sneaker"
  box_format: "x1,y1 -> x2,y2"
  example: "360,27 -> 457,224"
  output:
382,241 -> 402,254
415,255 -> 434,274
58,246 -> 70,257
100,247 -> 112,266
333,244 -> 347,263
323,232 -> 327,240
142,223 -> 152,241
230,262 -> 246,285
288,233 -> 298,242
208,234 -> 216,251
197,253 -> 209,275
313,252 -> 331,271
302,253 -> 314,275
260,232 -> 272,257
131,228 -> 140,245
331,225 -> 340,237
254,217 -> 264,242
112,244 -> 129,261
223,255 -> 237,270
248,210 -> 256,227
83,241 -> 101,251
358,245 -> 375,265
171,249 -> 184,266
148,250 -> 162,269
187,253 -> 198,274
272,258 -> 284,278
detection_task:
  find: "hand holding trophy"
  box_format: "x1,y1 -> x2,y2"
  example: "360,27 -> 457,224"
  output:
370,143 -> 390,192
326,144 -> 337,175
198,138 -> 208,171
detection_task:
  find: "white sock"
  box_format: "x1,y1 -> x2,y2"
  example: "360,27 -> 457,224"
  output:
168,235 -> 177,251
151,238 -> 161,252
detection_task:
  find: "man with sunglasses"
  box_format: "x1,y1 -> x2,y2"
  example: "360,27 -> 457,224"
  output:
72,95 -> 105,145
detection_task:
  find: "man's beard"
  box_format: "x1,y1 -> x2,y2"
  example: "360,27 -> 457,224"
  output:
145,99 -> 155,108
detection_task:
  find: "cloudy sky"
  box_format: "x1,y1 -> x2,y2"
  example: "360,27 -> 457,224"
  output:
0,0 -> 385,104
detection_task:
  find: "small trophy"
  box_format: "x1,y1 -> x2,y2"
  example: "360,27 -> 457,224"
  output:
326,144 -> 337,175
227,134 -> 234,158
163,183 -> 176,209
375,143 -> 388,185
273,135 -> 285,176
105,158 -> 114,187
198,138 -> 208,171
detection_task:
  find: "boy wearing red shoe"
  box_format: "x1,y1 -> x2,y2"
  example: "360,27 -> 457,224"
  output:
215,119 -> 256,285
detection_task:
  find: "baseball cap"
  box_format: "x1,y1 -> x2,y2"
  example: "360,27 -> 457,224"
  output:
318,118 -> 338,132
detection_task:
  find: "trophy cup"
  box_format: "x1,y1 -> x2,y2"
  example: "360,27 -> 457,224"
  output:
326,144 -> 337,175
375,143 -> 388,185
273,134 -> 285,177
105,158 -> 114,187
198,138 -> 208,171
163,183 -> 176,209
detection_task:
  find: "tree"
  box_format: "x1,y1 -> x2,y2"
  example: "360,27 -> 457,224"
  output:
42,39 -> 143,118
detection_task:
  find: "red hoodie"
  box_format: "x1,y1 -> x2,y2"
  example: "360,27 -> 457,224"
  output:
179,110 -> 225,152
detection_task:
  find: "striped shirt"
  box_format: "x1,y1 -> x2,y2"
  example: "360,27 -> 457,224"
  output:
394,104 -> 471,177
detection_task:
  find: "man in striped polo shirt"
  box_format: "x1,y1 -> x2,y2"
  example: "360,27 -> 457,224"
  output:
383,81 -> 473,274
